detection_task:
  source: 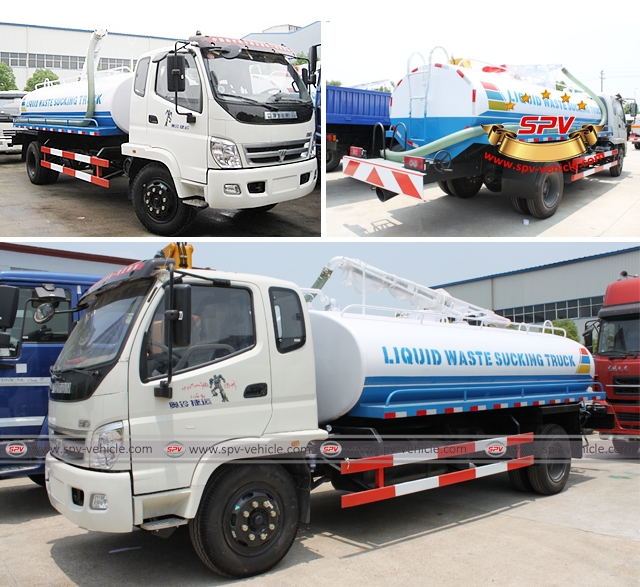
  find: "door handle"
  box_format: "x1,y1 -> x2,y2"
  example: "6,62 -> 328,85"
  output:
149,115 -> 158,124
244,383 -> 268,398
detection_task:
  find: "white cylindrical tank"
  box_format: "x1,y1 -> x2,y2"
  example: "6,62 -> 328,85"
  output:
21,71 -> 133,134
310,311 -> 593,424
391,62 -> 601,147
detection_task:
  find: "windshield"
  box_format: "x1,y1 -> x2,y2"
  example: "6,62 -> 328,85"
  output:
597,315 -> 640,355
54,279 -> 152,372
203,48 -> 311,106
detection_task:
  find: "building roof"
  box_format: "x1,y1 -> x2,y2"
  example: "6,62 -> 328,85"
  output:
433,246 -> 640,288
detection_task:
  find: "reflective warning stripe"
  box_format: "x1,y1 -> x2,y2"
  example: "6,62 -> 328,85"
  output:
41,146 -> 109,168
342,156 -> 424,200
570,160 -> 617,181
41,160 -> 110,188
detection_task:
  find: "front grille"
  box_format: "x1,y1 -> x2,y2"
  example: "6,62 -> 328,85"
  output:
50,430 -> 87,464
612,376 -> 640,397
243,139 -> 309,168
618,412 -> 640,423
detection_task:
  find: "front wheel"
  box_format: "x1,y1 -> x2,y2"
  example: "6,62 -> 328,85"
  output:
609,147 -> 624,177
189,464 -> 299,578
131,164 -> 197,236
527,424 -> 571,495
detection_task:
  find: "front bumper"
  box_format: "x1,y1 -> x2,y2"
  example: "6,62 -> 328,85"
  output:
46,454 -> 133,533
205,157 -> 317,210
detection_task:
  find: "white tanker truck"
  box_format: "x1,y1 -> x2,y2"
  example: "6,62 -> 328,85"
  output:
342,49 -> 628,219
5,252 -> 610,578
12,30 -> 317,236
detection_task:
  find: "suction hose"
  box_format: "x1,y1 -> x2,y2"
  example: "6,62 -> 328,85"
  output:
81,29 -> 107,126
561,68 -> 606,126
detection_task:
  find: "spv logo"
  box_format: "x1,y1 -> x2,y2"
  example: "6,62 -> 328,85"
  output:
164,442 -> 185,458
519,116 -> 576,135
6,443 -> 27,457
320,441 -> 342,457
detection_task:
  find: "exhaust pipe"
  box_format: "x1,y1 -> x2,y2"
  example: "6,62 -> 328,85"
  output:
376,187 -> 399,202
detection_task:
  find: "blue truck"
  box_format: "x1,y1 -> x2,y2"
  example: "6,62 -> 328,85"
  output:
0,271 -> 97,486
326,85 -> 391,172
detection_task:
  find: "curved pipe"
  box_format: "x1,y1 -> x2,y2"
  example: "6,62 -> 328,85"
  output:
80,29 -> 107,126
561,67 -> 606,126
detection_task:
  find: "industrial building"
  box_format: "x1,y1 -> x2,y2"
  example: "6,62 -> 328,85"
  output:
0,21 -> 320,90
433,246 -> 640,333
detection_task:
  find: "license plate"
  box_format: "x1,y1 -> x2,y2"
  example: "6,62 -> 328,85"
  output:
52,382 -> 72,394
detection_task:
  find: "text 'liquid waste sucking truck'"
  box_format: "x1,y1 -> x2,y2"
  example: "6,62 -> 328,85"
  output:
0,271 -> 97,485
584,271 -> 640,455
342,48 -> 628,220
0,252 -> 613,578
11,30 -> 317,236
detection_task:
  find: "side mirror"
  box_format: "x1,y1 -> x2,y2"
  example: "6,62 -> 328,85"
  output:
630,103 -> 638,117
165,284 -> 191,347
583,327 -> 593,350
0,286 -> 19,329
33,303 -> 56,325
167,53 -> 186,93
302,67 -> 309,87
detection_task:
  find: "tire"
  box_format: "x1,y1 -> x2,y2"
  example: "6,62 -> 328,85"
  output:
131,164 -> 197,236
609,146 -> 624,177
634,143 -> 640,150
510,196 -> 529,215
189,464 -> 299,578
612,439 -> 640,457
326,149 -> 341,172
446,176 -> 482,199
437,180 -> 453,195
508,467 -> 534,492
28,474 -> 46,487
26,141 -> 59,185
526,165 -> 563,219
527,424 -> 571,495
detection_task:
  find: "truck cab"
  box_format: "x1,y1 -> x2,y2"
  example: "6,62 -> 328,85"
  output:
0,271 -> 97,485
584,272 -> 640,455
124,35 -> 317,233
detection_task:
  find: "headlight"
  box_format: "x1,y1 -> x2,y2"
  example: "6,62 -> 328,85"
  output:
210,137 -> 242,169
89,421 -> 124,470
309,138 -> 316,158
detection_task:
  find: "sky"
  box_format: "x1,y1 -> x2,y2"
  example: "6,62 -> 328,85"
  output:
6,2 -> 638,100
11,240 -> 639,308
323,2 -> 640,100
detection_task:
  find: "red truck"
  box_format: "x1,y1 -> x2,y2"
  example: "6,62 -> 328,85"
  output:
584,272 -> 640,455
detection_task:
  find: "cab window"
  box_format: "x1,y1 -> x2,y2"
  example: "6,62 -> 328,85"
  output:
142,285 -> 255,380
155,52 -> 203,113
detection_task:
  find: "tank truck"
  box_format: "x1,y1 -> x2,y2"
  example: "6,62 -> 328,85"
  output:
1,252 -> 610,578
584,271 -> 640,456
342,49 -> 628,219
12,30 -> 317,236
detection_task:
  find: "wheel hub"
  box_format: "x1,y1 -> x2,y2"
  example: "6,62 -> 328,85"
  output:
143,182 -> 174,221
228,490 -> 279,552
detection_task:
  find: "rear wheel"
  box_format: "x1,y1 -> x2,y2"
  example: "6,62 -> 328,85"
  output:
526,166 -> 563,219
612,439 -> 640,457
131,164 -> 197,236
527,424 -> 571,495
508,467 -> 534,492
437,180 -> 453,195
446,176 -> 482,198
326,149 -> 341,172
189,464 -> 299,578
26,141 -> 59,185
510,196 -> 529,215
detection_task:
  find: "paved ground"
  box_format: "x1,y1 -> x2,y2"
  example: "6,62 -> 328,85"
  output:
326,144 -> 640,237
0,155 -> 320,237
1,438 -> 638,587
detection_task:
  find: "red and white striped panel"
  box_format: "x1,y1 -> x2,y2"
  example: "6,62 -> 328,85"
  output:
340,433 -> 534,475
342,455 -> 534,507
41,161 -> 109,188
42,146 -> 109,168
342,156 -> 425,200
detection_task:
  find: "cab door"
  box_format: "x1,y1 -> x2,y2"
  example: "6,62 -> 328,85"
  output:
145,52 -> 209,184
127,281 -> 272,495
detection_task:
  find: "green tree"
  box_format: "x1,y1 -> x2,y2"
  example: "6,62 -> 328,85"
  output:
24,69 -> 59,92
555,80 -> 567,92
327,80 -> 342,86
292,52 -> 308,66
552,319 -> 580,342
0,63 -> 18,91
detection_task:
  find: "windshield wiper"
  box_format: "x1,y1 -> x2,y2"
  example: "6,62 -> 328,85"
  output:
599,350 -> 633,358
266,92 -> 308,104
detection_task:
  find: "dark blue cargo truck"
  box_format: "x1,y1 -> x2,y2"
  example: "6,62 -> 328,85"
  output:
326,86 -> 391,172
0,271 -> 97,486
